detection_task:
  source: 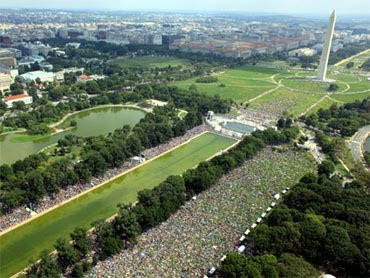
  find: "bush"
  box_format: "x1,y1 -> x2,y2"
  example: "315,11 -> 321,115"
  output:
328,83 -> 339,92
346,62 -> 354,68
195,76 -> 218,83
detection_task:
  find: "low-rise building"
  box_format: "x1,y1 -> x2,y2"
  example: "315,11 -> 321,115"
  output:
4,93 -> 33,108
288,48 -> 317,57
77,74 -> 93,83
19,71 -> 55,84
77,74 -> 104,83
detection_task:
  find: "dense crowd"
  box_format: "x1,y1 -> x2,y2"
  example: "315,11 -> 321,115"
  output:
249,97 -> 299,118
240,108 -> 277,125
89,147 -> 315,277
0,125 -> 210,232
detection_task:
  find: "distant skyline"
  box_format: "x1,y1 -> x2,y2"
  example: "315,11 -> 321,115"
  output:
1,0 -> 370,15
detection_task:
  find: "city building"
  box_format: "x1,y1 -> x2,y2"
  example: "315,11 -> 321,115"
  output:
288,48 -> 317,57
0,73 -> 13,92
0,49 -> 17,67
4,93 -> 33,108
18,70 -> 55,84
0,65 -> 19,79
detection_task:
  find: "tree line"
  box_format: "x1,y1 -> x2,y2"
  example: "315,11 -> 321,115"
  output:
303,97 -> 369,137
219,168 -> 370,278
2,81 -> 231,134
23,126 -> 300,278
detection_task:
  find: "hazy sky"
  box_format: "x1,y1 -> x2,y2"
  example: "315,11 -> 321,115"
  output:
1,0 -> 370,14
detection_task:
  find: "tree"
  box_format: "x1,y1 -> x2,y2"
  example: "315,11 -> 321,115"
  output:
27,250 -> 61,278
70,264 -> 84,278
346,62 -> 354,69
25,170 -> 46,202
278,253 -> 320,278
328,83 -> 339,92
54,238 -> 81,268
12,101 -> 28,111
112,204 -> 141,244
94,221 -> 123,258
70,120 -> 77,127
0,164 -> 13,180
70,227 -> 92,257
277,118 -> 286,129
318,160 -> 335,177
219,252 -> 249,278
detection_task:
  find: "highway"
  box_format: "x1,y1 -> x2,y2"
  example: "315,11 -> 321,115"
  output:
347,125 -> 370,162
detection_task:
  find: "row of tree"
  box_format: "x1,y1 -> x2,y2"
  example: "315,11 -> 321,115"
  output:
220,169 -> 370,277
303,97 -> 370,137
24,126 -> 300,277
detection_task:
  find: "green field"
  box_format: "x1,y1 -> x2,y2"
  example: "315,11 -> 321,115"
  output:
173,66 -> 278,102
330,92 -> 370,103
0,132 -> 236,278
171,63 -> 369,117
309,97 -> 338,114
281,77 -> 348,93
9,133 -> 52,143
108,56 -> 187,68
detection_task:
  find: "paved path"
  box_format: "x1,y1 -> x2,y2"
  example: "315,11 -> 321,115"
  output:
300,94 -> 329,117
347,125 -> 370,162
245,85 -> 281,104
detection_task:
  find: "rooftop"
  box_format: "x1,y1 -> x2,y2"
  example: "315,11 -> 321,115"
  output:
20,71 -> 55,78
4,93 -> 30,102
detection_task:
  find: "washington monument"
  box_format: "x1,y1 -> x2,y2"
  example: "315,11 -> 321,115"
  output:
317,10 -> 336,81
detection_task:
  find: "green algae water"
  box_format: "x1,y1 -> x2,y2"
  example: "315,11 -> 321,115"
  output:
0,107 -> 145,165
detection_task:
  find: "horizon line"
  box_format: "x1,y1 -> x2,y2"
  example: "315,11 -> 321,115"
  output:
0,7 -> 370,16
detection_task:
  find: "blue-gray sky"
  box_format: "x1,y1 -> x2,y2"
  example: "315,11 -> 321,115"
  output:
1,0 -> 370,14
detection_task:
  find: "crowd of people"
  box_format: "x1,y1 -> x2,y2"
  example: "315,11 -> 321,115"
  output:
240,108 -> 277,126
0,124 -> 210,233
248,97 -> 297,119
89,147 -> 315,277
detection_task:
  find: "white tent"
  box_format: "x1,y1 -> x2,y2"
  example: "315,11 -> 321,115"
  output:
237,245 -> 246,253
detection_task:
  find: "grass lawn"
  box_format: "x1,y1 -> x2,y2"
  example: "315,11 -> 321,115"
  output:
249,87 -> 322,117
9,133 -> 52,143
258,60 -> 291,69
175,82 -> 275,103
330,92 -> 370,103
281,77 -> 347,93
0,132 -> 236,278
108,56 -> 187,69
345,81 -> 370,93
309,97 -> 338,114
173,66 -> 279,103
328,73 -> 361,83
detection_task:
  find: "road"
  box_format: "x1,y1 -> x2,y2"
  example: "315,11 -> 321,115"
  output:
347,125 -> 370,162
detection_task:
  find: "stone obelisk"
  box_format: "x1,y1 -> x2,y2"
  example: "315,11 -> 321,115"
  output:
317,10 -> 336,81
